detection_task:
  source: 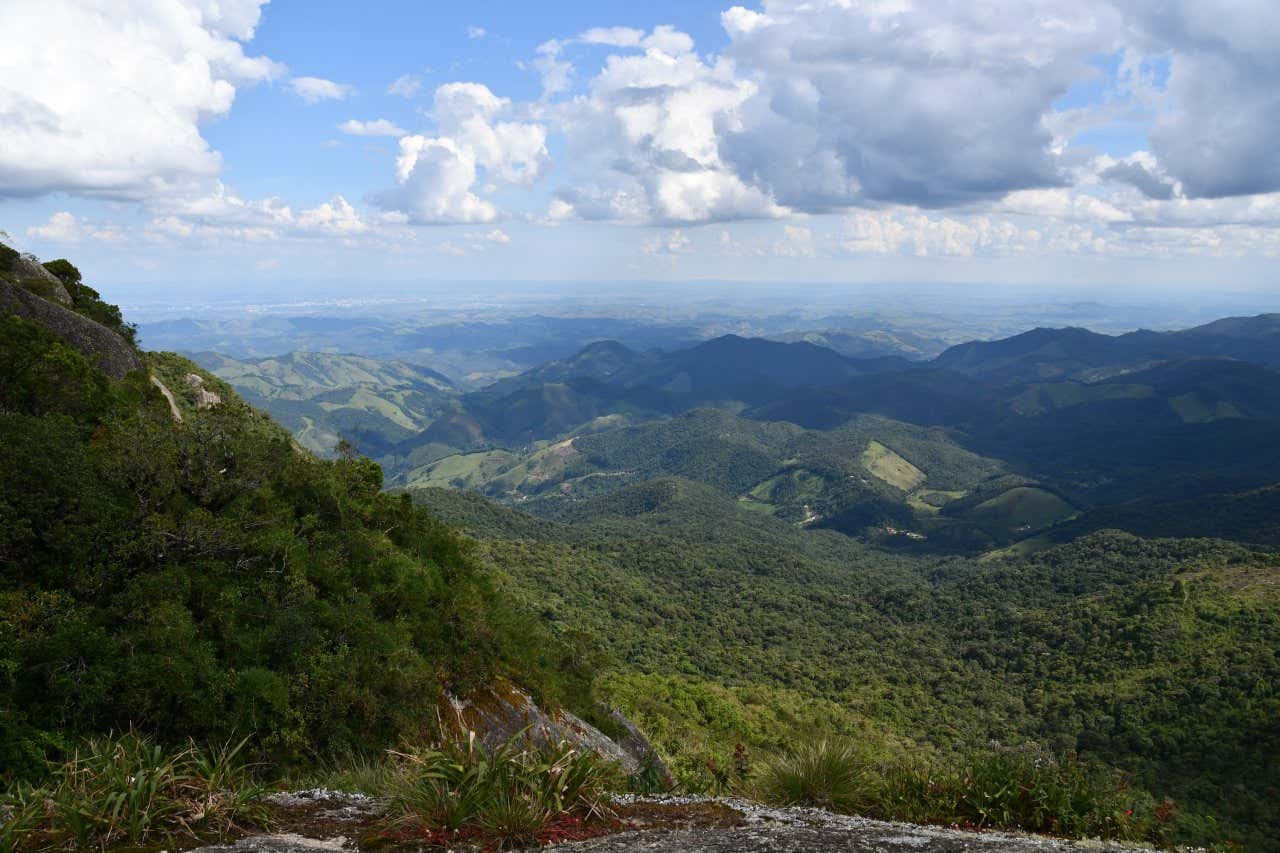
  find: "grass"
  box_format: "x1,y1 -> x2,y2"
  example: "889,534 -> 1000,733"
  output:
0,733 -> 267,852
755,739 -> 868,813
861,441 -> 927,491
380,732 -> 620,848
967,486 -> 1075,535
755,740 -> 1178,845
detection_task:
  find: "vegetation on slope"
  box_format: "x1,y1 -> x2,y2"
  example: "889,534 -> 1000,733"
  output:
0,313 -> 594,782
415,484 -> 1280,849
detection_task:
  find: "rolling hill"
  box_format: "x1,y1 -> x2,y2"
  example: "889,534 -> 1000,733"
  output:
193,351 -> 461,456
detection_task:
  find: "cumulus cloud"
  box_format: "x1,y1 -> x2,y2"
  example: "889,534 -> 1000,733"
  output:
0,0 -> 281,201
716,0 -> 1124,211
144,184 -> 375,242
549,25 -> 787,224
339,118 -> 407,137
289,76 -> 354,103
467,26 -> 487,39
25,211 -> 124,243
1120,1 -> 1280,198
375,82 -> 549,224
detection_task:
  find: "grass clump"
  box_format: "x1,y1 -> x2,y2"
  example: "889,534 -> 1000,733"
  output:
755,739 -> 868,813
756,740 -> 1179,845
382,732 -> 619,848
0,732 -> 266,852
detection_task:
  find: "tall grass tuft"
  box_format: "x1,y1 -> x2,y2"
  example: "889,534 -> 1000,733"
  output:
755,739 -> 868,813
384,731 -> 618,847
757,740 -> 1176,845
0,732 -> 267,851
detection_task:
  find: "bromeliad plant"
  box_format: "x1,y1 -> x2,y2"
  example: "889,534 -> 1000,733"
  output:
0,732 -> 267,852
384,731 -> 618,847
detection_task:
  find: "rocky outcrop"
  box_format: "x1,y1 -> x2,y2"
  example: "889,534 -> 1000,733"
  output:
0,278 -> 142,378
185,372 -> 224,408
0,251 -> 72,305
185,793 -> 1156,852
443,681 -> 668,778
546,796 -> 1152,853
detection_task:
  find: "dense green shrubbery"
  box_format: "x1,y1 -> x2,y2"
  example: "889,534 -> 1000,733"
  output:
0,732 -> 266,852
0,315 -> 594,781
421,485 -> 1279,850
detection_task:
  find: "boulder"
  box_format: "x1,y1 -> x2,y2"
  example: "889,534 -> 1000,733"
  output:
185,372 -> 224,408
0,251 -> 72,305
443,680 -> 668,778
0,278 -> 143,378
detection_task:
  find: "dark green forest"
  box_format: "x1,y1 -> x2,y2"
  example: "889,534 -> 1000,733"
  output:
416,483 -> 1280,849
0,313 -> 595,780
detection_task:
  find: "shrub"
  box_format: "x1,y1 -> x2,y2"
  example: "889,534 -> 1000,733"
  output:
0,732 -> 266,851
384,732 -> 618,847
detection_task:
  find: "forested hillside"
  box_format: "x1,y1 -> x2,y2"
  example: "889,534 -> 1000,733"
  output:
0,300 -> 595,779
415,484 -> 1280,849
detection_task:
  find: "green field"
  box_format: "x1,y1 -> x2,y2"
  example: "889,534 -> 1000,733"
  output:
967,486 -> 1075,536
860,440 -> 927,491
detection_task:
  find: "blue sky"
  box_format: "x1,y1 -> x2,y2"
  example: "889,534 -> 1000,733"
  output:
2,0 -> 1279,294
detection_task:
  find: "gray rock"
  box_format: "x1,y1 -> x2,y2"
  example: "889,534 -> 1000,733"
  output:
546,796 -> 1151,852
443,681 -> 666,777
186,833 -> 354,852
185,372 -> 223,408
0,252 -> 72,305
0,278 -> 142,378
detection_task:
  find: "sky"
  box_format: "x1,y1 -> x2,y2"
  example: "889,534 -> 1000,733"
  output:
1,0 -> 1279,293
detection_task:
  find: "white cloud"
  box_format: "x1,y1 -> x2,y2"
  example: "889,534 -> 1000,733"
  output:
579,27 -> 645,47
296,196 -> 369,236
642,229 -> 693,255
716,0 -> 1122,211
25,211 -> 126,243
387,73 -> 423,98
435,228 -> 512,256
468,228 -> 511,245
339,118 -> 407,137
467,25 -> 487,39
288,76 -> 353,104
375,82 -> 548,224
0,0 -> 281,201
27,212 -> 85,242
141,184 -> 376,242
1120,1 -> 1280,198
549,25 -> 787,224
533,40 -> 573,96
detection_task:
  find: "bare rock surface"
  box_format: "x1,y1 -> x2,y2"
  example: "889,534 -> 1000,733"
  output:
0,278 -> 142,377
183,793 -> 1152,853
0,252 -> 72,304
187,833 -> 353,852
545,796 -> 1150,852
185,372 -> 224,408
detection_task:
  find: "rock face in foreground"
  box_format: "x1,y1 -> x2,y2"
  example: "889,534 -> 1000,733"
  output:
548,796 -> 1147,852
0,278 -> 142,378
187,793 -> 1151,852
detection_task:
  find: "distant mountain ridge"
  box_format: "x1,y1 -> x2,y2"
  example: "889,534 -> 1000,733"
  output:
934,313 -> 1280,383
